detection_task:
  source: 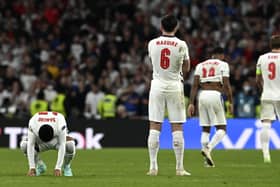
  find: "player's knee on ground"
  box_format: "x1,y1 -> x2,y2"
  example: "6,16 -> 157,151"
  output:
20,136 -> 28,154
66,140 -> 76,155
172,131 -> 184,148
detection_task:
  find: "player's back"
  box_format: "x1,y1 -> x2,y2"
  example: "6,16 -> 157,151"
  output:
195,59 -> 229,84
257,52 -> 280,100
148,36 -> 188,82
29,111 -> 66,139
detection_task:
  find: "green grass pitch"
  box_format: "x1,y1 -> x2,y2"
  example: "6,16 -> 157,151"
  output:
0,148 -> 280,187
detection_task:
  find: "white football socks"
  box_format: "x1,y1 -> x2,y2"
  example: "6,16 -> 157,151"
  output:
201,132 -> 210,150
148,129 -> 160,171
260,122 -> 271,159
172,131 -> 185,170
64,140 -> 76,167
208,129 -> 226,151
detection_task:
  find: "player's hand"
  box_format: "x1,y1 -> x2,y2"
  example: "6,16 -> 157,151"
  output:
54,169 -> 62,176
187,104 -> 195,117
27,168 -> 36,176
227,103 -> 234,115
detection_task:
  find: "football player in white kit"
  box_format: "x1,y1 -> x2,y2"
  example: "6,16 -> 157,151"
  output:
256,35 -> 280,163
20,111 -> 76,176
187,47 -> 233,167
147,14 -> 191,176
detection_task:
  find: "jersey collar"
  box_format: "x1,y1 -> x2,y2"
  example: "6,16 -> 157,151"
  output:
161,35 -> 176,38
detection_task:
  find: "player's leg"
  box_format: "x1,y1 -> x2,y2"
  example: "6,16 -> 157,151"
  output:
200,126 -> 214,167
63,136 -> 76,176
147,88 -> 164,176
147,122 -> 161,176
198,91 -> 212,151
200,91 -> 226,167
167,90 -> 190,176
171,124 -> 190,176
20,136 -> 47,175
208,92 -> 227,153
199,102 -> 211,151
260,119 -> 271,163
198,91 -> 214,167
260,101 -> 275,163
208,125 -> 226,152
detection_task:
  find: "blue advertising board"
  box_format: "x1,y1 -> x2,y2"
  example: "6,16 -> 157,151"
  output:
160,118 -> 280,149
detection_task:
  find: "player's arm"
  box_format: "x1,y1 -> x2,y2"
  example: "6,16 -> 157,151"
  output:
256,67 -> 263,92
187,75 -> 200,117
54,129 -> 66,176
27,126 -> 36,176
182,42 -> 191,73
54,115 -> 67,176
183,59 -> 190,75
256,56 -> 263,91
223,76 -> 234,115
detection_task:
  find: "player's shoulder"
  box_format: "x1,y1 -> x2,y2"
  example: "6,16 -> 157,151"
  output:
55,112 -> 65,120
258,52 -> 279,60
173,37 -> 187,46
219,59 -> 229,66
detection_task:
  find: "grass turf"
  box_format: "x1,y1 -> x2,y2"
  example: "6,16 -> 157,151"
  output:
0,148 -> 280,187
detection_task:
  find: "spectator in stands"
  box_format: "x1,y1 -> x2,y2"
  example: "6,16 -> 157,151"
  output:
0,0 -> 280,118
30,89 -> 48,116
84,84 -> 104,119
97,88 -> 117,119
119,84 -> 140,118
235,81 -> 257,118
116,104 -> 129,119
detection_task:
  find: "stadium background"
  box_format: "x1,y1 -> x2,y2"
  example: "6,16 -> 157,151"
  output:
0,0 -> 280,149
1,1 -> 280,186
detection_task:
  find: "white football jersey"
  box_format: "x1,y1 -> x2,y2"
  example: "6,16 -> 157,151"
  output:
27,111 -> 67,169
28,111 -> 67,142
148,36 -> 189,82
257,52 -> 280,100
194,59 -> 229,83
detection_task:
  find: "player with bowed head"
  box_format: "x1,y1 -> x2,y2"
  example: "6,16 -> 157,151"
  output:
147,14 -> 191,176
256,35 -> 280,163
187,47 -> 233,167
20,111 -> 76,176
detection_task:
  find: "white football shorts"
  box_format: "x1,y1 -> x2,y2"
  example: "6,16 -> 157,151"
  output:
198,90 -> 226,126
260,100 -> 280,121
148,81 -> 186,123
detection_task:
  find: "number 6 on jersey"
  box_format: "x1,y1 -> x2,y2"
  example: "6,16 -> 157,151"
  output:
160,48 -> 170,69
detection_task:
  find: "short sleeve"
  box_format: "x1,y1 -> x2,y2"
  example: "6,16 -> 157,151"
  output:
194,64 -> 201,76
58,113 -> 68,132
221,63 -> 230,77
148,41 -> 152,58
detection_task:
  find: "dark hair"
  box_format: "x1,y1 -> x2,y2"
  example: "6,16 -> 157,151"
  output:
38,125 -> 54,142
270,35 -> 280,49
37,90 -> 45,100
212,46 -> 224,55
161,14 -> 178,32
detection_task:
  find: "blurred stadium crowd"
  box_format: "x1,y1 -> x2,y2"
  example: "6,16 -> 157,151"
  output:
0,0 -> 279,119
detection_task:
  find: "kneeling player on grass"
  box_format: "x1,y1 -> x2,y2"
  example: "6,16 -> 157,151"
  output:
20,111 -> 76,176
188,46 -> 233,167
